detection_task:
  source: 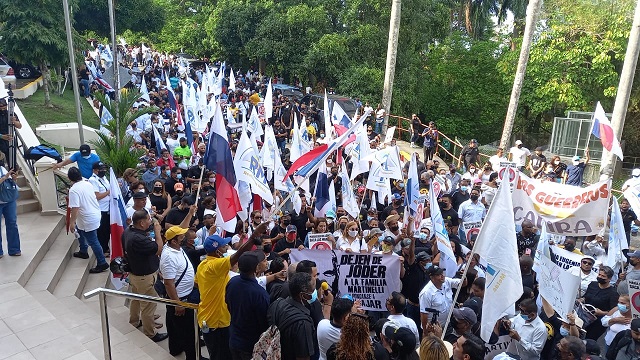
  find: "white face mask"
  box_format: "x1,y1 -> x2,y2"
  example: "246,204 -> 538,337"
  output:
348,230 -> 358,237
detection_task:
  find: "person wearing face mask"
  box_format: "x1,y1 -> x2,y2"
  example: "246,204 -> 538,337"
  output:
164,167 -> 184,198
141,158 -> 161,191
508,140 -> 531,172
157,149 -> 176,170
603,295 -> 633,351
606,318 -> 640,360
268,211 -> 291,244
197,222 -> 269,360
582,266 -> 619,341
89,161 -> 111,256
490,299 -> 546,360
457,189 -> 485,243
164,196 -> 196,230
401,248 -> 431,339
333,216 -> 349,238
538,297 -> 581,360
451,179 -> 470,211
273,225 -> 305,262
392,179 -> 406,195
382,194 -> 405,225
462,165 -> 480,182
148,181 -> 172,223
268,272 -> 317,360
53,144 -> 101,179
528,147 -> 547,179
337,221 -> 368,253
568,255 -> 599,298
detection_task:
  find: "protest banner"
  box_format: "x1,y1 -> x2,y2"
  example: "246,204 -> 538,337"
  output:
308,233 -> 332,250
498,161 -> 519,192
290,249 -> 402,311
623,185 -> 640,216
383,126 -> 396,144
534,248 -> 581,319
629,279 -> 640,319
462,221 -> 482,244
484,335 -> 514,360
549,245 -> 599,274
257,102 -> 266,121
512,173 -> 610,236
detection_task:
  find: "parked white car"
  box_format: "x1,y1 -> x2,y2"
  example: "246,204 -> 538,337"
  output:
0,57 -> 17,88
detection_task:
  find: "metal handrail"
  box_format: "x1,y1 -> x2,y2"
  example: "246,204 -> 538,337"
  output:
84,287 -> 200,360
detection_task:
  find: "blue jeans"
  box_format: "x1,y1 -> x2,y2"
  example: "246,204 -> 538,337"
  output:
80,79 -> 90,97
404,301 -> 422,339
0,201 -> 20,255
375,120 -> 383,134
77,228 -> 107,265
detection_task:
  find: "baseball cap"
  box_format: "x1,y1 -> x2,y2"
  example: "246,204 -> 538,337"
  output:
79,144 -> 91,156
449,163 -> 456,169
632,319 -> 640,332
633,168 -> 640,177
382,322 -> 416,354
583,339 -> 600,355
572,156 -> 581,163
132,191 -> 147,199
238,250 -> 266,273
535,146 -> 543,151
381,236 -> 395,244
368,228 -> 383,238
174,183 -> 184,190
415,251 -> 431,262
286,225 -> 297,233
628,250 -> 640,258
203,235 -> 232,254
515,140 -> 523,145
392,193 -> 402,200
165,226 -> 188,240
326,210 -> 336,219
463,296 -> 483,315
427,265 -> 444,276
453,307 -> 478,326
401,238 -> 412,248
92,161 -> 107,170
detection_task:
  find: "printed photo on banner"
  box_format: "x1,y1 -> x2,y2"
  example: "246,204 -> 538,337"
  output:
484,335 -> 514,360
498,161 -> 519,192
462,221 -> 482,244
533,248 -> 580,319
512,173 -> 610,236
290,249 -> 401,311
629,279 -> 640,319
308,233 -> 332,250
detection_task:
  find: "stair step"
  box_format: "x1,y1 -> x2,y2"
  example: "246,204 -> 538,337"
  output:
17,198 -> 40,214
18,186 -> 33,200
15,174 -> 27,187
23,228 -> 75,292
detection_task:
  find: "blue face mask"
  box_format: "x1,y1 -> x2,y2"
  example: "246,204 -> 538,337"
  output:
559,327 -> 569,337
378,235 -> 384,243
176,174 -> 182,179
460,186 -> 468,192
165,170 -> 171,176
618,304 -> 628,313
398,182 -> 405,188
306,290 -> 318,304
424,262 -> 432,270
520,314 -> 530,321
419,233 -> 428,240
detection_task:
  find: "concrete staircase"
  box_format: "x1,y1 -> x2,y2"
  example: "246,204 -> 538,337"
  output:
0,182 -> 180,359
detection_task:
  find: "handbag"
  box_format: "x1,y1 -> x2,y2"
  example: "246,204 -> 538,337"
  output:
0,168 -> 19,203
574,301 -> 598,328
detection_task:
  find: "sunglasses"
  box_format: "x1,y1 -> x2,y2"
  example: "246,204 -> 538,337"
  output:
581,260 -> 594,266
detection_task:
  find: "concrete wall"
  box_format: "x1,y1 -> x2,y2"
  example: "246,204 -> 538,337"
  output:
35,123 -> 100,149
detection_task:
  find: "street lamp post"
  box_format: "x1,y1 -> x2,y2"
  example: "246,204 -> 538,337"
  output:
62,0 -> 85,144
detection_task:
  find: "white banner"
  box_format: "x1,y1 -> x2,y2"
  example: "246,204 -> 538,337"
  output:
484,335 -> 514,360
290,249 -> 401,311
534,247 -> 581,319
512,173 -> 610,236
308,233 -> 332,250
549,245 -> 599,274
628,279 -> 640,319
462,221 -> 482,244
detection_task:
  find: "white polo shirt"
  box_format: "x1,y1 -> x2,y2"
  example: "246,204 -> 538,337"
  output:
88,174 -> 110,212
68,180 -> 102,232
418,277 -> 463,324
388,314 -> 419,347
159,245 -> 194,298
458,199 -> 486,223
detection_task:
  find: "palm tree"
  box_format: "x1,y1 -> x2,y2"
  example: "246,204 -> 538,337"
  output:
89,91 -> 154,176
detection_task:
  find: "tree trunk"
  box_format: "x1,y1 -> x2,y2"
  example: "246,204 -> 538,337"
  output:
465,0 -> 473,37
41,63 -> 53,108
499,0 -> 543,150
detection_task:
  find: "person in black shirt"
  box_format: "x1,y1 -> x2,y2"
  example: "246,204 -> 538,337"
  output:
401,237 -> 431,339
582,266 -> 619,340
439,194 -> 459,232
516,220 -> 540,257
273,225 -> 305,262
451,179 -> 471,211
292,196 -> 314,243
123,210 -> 168,342
268,212 -> 290,244
164,196 -> 195,229
620,198 -> 640,247
528,147 -> 547,179
182,229 -> 207,272
458,139 -> 480,170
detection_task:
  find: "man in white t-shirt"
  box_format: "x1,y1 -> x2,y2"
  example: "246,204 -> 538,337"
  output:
159,226 -> 197,358
489,147 -> 508,172
509,140 -> 531,171
88,161 -> 111,256
419,265 -> 463,333
68,166 -> 109,273
387,291 -> 419,347
317,298 -> 354,360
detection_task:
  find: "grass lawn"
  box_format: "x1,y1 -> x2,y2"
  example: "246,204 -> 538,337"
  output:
17,88 -> 100,130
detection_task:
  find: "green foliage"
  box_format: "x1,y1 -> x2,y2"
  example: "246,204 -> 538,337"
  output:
74,0 -> 166,38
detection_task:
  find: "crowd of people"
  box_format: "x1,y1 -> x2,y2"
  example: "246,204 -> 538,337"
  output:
54,43 -> 640,360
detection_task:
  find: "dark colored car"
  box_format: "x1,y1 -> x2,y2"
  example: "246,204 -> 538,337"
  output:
300,93 -> 359,131
7,60 -> 40,79
272,84 -> 304,101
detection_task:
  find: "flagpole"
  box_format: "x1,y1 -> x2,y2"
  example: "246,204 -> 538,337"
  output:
194,165 -> 206,202
439,182 -> 506,339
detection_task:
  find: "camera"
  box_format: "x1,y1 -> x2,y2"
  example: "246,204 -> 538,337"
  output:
424,307 -> 440,324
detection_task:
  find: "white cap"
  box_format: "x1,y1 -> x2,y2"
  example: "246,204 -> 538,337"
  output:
515,140 -> 523,145
633,168 -> 640,177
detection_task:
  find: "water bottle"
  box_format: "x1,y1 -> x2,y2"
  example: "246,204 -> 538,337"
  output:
201,321 -> 209,333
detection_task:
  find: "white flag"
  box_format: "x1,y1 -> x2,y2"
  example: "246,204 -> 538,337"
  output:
233,131 -> 274,204
264,80 -> 273,121
324,89 -> 333,140
139,76 -> 150,102
340,165 -> 360,218
349,124 -> 372,180
475,182 -> 523,342
260,125 -> 279,172
606,198 -> 629,272
365,146 -> 403,180
248,106 -> 264,137
429,182 -> 457,278
229,68 -> 236,92
406,152 -> 420,214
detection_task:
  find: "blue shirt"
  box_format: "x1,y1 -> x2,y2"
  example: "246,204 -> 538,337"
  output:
565,162 -> 586,186
225,274 -> 270,352
70,152 -> 100,179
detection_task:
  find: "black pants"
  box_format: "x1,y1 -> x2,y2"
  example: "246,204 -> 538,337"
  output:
424,146 -> 435,161
202,326 -> 231,360
97,211 -> 110,253
230,348 -> 253,360
166,305 -> 197,360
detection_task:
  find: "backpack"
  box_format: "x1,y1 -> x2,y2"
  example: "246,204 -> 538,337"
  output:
23,145 -> 63,163
252,325 -> 281,360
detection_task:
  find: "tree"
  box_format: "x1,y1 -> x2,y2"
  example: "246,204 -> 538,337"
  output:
0,0 -> 85,107
74,0 -> 166,38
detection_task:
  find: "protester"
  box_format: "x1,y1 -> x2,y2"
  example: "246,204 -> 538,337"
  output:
491,299 -> 546,360
326,312 -> 373,360
602,295 -> 632,351
0,151 -> 20,258
582,266 -> 619,341
606,318 -> 640,360
508,140 -> 530,172
419,265 -> 463,333
53,144 -> 100,178
451,333 -> 484,360
88,161 -> 111,256
564,148 -> 590,186
569,255 -> 599,299
419,335 -> 451,360
317,298 -> 354,360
